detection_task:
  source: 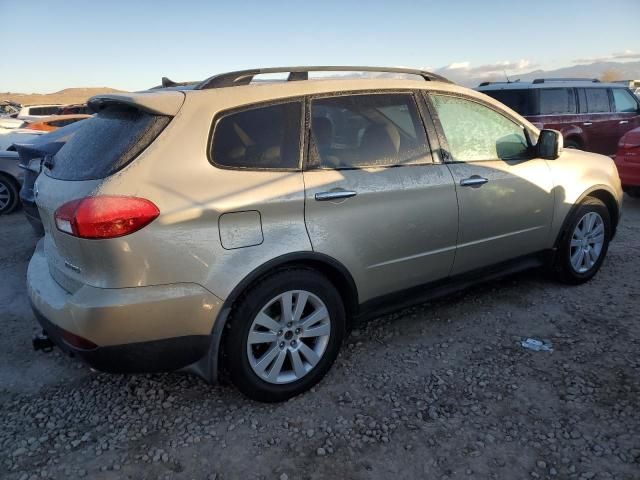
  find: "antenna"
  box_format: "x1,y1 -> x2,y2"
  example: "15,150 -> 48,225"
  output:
504,70 -> 511,83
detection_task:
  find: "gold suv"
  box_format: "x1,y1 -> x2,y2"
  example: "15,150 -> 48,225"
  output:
27,67 -> 622,402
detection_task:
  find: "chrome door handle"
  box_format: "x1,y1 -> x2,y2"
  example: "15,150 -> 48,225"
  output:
460,176 -> 488,188
619,120 -> 629,125
315,190 -> 357,201
583,122 -> 592,126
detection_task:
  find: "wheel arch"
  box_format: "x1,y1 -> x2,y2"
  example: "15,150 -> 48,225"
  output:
201,251 -> 359,383
554,185 -> 620,248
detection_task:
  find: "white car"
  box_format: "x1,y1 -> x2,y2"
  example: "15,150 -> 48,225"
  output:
0,117 -> 27,133
16,104 -> 62,121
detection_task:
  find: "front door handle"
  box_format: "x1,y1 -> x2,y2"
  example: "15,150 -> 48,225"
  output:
460,176 -> 488,188
583,122 -> 593,126
315,189 -> 357,201
619,120 -> 629,125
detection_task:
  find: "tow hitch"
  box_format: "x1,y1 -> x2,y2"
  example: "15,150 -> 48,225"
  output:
32,331 -> 55,352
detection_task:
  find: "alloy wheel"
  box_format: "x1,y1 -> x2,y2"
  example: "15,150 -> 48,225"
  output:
246,290 -> 331,384
570,211 -> 605,273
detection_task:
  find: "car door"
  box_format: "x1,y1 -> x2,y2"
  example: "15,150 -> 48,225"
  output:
426,93 -> 555,275
579,87 -> 620,155
303,92 -> 459,303
611,87 -> 640,144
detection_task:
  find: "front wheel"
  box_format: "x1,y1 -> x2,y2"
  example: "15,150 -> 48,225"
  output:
224,268 -> 345,402
552,197 -> 611,284
624,186 -> 640,198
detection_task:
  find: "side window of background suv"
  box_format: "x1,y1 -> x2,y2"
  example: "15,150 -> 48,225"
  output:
538,88 -> 576,115
612,89 -> 639,113
584,88 -> 610,113
211,101 -> 302,169
431,94 -> 530,162
309,93 -> 430,169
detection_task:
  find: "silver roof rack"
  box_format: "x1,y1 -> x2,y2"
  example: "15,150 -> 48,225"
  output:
196,66 -> 452,90
532,78 -> 600,84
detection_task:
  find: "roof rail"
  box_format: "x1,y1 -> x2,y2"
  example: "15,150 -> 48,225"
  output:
196,66 -> 452,90
478,80 -> 520,87
532,78 -> 600,84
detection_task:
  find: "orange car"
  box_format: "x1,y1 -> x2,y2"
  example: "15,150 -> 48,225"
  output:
25,114 -> 91,132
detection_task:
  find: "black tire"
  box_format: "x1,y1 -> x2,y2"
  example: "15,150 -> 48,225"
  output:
224,268 -> 346,402
552,197 -> 611,284
564,139 -> 581,150
0,174 -> 19,215
624,186 -> 640,198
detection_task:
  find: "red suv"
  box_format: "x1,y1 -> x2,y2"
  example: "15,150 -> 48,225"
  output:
477,79 -> 640,155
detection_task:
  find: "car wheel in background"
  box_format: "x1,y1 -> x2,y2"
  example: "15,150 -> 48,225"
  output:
552,197 -> 610,284
0,174 -> 19,214
624,186 -> 640,198
564,139 -> 581,150
224,268 -> 345,402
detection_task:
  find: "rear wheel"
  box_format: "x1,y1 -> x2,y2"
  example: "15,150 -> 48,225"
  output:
224,268 -> 345,402
552,197 -> 610,284
0,174 -> 19,215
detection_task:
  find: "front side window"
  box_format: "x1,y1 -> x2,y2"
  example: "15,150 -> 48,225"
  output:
585,88 -> 610,113
211,101 -> 302,169
431,94 -> 530,162
309,93 -> 429,169
539,88 -> 576,115
612,88 -> 639,113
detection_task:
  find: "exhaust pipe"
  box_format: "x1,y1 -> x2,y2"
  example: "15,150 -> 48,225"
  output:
32,331 -> 55,352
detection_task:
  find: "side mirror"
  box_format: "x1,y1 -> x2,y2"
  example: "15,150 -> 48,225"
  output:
538,129 -> 563,159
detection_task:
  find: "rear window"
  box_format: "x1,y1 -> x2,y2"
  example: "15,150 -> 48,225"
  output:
538,88 -> 576,115
211,101 -> 302,169
47,106 -> 170,181
28,106 -> 60,116
585,88 -> 611,113
480,89 -> 534,116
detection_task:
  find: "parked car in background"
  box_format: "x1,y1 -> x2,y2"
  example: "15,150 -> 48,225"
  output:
0,150 -> 23,214
0,117 -> 27,133
15,121 -> 86,233
477,79 -> 640,155
24,114 -> 91,132
0,101 -> 20,117
16,104 -> 63,121
614,126 -> 640,198
27,66 -> 622,402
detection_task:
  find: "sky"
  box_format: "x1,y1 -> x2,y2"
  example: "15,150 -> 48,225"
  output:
1,0 -> 639,93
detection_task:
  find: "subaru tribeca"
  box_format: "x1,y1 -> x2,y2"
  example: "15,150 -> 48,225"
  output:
27,67 -> 622,402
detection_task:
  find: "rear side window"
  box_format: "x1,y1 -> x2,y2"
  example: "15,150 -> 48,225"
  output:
29,106 -> 60,116
585,88 -> 611,113
480,89 -> 534,116
211,102 -> 302,169
539,88 -> 576,115
612,88 -> 639,112
309,93 -> 430,169
48,106 -> 170,181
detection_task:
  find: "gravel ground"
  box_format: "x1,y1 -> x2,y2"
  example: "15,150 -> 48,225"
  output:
1,197 -> 639,480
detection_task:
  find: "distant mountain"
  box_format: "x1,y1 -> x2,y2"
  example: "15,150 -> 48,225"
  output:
0,87 -> 125,106
440,61 -> 640,87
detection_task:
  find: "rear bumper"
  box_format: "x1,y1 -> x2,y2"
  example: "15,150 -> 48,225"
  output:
27,240 -> 223,373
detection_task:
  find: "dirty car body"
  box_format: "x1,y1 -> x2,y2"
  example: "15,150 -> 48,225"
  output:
27,67 -> 623,402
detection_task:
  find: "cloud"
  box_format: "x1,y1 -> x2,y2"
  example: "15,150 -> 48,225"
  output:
573,50 -> 640,63
439,59 -> 537,77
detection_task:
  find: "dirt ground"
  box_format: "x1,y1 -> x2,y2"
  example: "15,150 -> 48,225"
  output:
1,197 -> 639,480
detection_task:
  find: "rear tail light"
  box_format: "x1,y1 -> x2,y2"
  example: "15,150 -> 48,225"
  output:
54,196 -> 159,239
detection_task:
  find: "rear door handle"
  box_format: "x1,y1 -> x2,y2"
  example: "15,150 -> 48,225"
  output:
315,189 -> 357,201
619,120 -> 629,125
583,122 -> 593,126
460,176 -> 488,188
